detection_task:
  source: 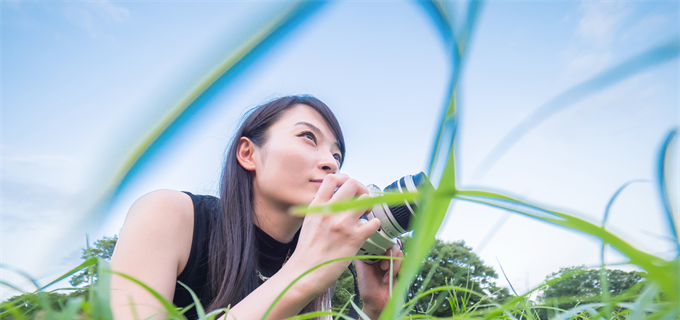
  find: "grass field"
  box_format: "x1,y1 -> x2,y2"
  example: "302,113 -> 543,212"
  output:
1,1 -> 678,319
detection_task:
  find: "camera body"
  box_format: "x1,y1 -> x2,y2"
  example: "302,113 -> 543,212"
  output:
356,172 -> 430,263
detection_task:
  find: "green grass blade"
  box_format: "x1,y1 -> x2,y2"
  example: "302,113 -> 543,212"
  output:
495,259 -> 518,297
472,38 -> 680,180
37,257 -> 98,292
106,270 -> 186,320
657,306 -> 679,320
599,180 -> 650,320
286,311 -> 355,320
382,183 -> 451,319
495,259 -> 536,320
599,266 -> 612,320
658,130 -> 679,247
402,246 -> 449,315
349,298 -> 372,320
629,284 -> 660,320
290,191 -> 420,215
0,300 -> 28,320
99,1 -> 324,210
603,180 -> 649,227
93,259 -> 113,320
0,281 -> 26,294
0,264 -> 40,290
57,296 -> 84,320
455,193 -> 678,300
261,255 -> 402,320
205,306 -> 230,320
177,281 -> 205,320
128,295 -> 141,320
424,1 -> 481,183
456,193 -> 670,265
333,294 -> 353,320
179,302 -> 196,315
550,303 -> 606,320
389,251 -> 394,300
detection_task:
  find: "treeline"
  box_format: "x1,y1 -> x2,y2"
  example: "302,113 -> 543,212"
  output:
1,235 -> 647,319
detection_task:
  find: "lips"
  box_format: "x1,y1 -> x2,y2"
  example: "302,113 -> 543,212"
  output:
310,179 -> 324,184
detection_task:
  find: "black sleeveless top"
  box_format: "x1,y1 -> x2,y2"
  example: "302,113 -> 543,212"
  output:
173,192 -> 300,320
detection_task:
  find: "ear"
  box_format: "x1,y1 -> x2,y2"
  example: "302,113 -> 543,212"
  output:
236,137 -> 257,171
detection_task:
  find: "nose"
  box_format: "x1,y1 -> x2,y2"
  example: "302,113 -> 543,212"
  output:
318,152 -> 339,173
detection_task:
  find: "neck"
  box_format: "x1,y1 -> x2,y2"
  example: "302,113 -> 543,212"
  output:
252,193 -> 303,243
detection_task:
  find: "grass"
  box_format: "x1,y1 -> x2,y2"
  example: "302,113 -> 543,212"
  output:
2,0 -> 679,319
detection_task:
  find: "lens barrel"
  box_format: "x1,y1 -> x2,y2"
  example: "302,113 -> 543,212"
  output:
381,172 -> 428,234
358,172 -> 431,264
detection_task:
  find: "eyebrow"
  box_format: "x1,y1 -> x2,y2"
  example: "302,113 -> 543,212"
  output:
294,121 -> 342,152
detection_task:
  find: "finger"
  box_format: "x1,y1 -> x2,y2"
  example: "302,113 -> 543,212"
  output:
356,217 -> 381,240
386,276 -> 399,288
310,174 -> 349,205
381,244 -> 400,271
392,247 -> 404,275
342,194 -> 374,223
340,194 -> 374,233
380,246 -> 395,283
330,178 -> 367,202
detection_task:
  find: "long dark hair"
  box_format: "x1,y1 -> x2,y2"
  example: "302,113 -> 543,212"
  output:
206,95 -> 346,316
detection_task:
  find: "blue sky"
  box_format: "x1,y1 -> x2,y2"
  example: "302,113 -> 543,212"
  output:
1,0 -> 678,300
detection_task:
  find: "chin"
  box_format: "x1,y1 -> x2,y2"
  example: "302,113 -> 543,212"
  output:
295,194 -> 316,206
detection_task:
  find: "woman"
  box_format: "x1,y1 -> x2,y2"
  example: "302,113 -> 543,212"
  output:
110,95 -> 404,320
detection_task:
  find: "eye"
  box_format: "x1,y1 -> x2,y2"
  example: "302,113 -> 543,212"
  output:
299,131 -> 316,144
333,154 -> 342,163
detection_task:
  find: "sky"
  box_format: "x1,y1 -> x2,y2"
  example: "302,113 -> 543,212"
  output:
1,0 -> 679,301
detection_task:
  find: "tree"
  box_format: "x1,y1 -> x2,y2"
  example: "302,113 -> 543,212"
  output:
1,291 -> 75,319
1,235 -> 118,319
69,235 -> 118,287
331,237 -> 511,317
537,265 -> 646,320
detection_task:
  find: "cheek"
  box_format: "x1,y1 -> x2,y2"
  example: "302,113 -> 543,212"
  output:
259,144 -> 317,203
267,146 -> 309,178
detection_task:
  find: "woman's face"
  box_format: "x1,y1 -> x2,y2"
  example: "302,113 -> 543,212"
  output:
249,104 -> 343,209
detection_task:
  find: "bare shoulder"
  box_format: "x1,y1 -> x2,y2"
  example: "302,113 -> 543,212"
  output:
110,191 -> 195,318
128,189 -> 193,221
112,189 -> 194,275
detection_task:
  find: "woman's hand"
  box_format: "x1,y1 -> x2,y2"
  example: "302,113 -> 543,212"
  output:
285,174 -> 382,296
354,244 -> 404,319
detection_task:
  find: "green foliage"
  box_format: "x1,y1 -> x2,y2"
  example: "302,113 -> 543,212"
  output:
2,1 -> 679,319
1,291 -> 85,319
332,268 -> 359,315
330,237 -> 511,317
537,266 -> 647,320
541,266 -> 646,305
69,235 -> 118,287
0,236 -> 118,319
403,236 -> 510,316
0,258 -> 112,320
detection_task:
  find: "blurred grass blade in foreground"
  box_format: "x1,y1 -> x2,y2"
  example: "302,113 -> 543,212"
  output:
472,38 -> 680,181
658,130 -> 679,247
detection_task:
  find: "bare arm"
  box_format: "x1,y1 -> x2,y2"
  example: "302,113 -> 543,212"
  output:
219,175 -> 380,320
110,175 -> 381,320
110,190 -> 194,320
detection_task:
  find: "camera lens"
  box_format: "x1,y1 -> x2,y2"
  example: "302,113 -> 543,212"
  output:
382,172 -> 429,234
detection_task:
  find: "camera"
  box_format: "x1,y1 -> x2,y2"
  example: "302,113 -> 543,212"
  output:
357,172 -> 432,263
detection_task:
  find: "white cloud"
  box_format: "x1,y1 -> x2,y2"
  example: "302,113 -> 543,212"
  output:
89,0 -> 131,22
5,155 -> 77,167
576,1 -> 631,46
61,0 -> 130,38
562,50 -> 612,82
558,1 -> 633,87
1,178 -> 79,231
